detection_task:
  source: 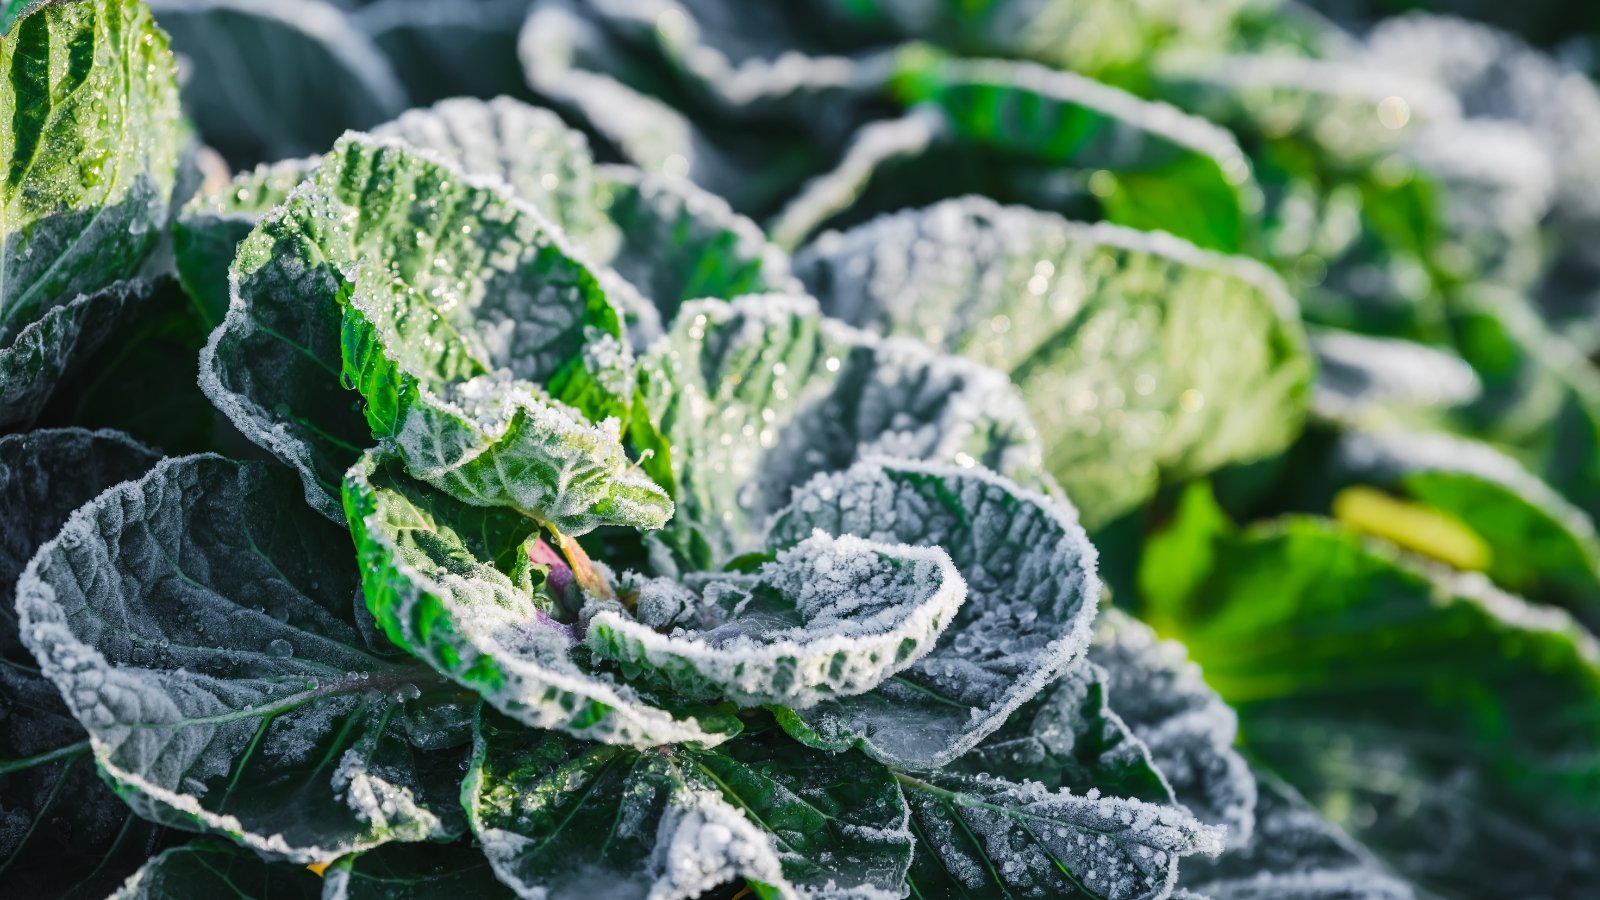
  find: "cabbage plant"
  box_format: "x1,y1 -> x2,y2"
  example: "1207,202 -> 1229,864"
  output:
3,2 -> 1599,900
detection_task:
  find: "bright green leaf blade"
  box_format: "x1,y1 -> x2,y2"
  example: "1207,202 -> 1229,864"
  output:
588,531 -> 964,707
1141,486 -> 1600,898
466,710 -> 911,898
1089,609 -> 1258,847
0,0 -> 182,417
109,840 -> 323,900
380,378 -> 671,535
202,133 -> 627,520
372,96 -> 798,334
1179,775 -> 1416,900
899,770 -> 1223,900
323,839 -> 514,900
147,0 -> 406,164
768,459 -> 1101,770
1332,428 -> 1600,616
343,452 -> 727,747
1,428 -> 166,899
796,197 -> 1313,528
16,454 -> 466,863
633,293 -> 1042,569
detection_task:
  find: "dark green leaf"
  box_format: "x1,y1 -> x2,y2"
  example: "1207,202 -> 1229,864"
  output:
768,459 -> 1100,770
17,454 -> 466,862
2,428 -> 165,899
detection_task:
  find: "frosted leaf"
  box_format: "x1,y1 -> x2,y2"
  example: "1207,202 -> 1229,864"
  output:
598,163 -> 801,324
109,840 -> 323,900
1154,52 -> 1460,168
0,281 -> 151,430
1362,14 -> 1600,341
170,157 -> 320,329
1090,609 -> 1258,848
768,459 -> 1100,770
148,0 -> 406,163
770,107 -> 948,250
806,0 -> 1253,79
1333,427 -> 1600,613
466,713 -> 910,899
371,97 -> 796,340
202,133 -> 629,520
343,453 -> 729,747
954,656 -> 1175,807
900,771 -> 1224,900
558,0 -> 883,118
797,197 -> 1311,528
386,374 -> 671,535
1180,777 -> 1415,900
0,0 -> 182,425
633,292 -> 1042,571
1310,328 -> 1480,425
1362,14 -> 1600,223
519,0 -> 741,205
371,96 -> 618,260
355,0 -> 537,106
322,840 -> 517,899
1,428 -> 165,898
15,455 -> 466,862
1141,487 -> 1600,898
1447,287 -> 1600,525
588,531 -> 964,707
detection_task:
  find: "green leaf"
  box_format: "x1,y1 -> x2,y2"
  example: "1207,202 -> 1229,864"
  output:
633,292 -> 1042,569
1089,609 -> 1258,847
172,157 -> 318,331
1449,287 -> 1600,528
796,197 -> 1313,528
203,133 -> 629,520
16,454 -> 466,862
109,840 -> 323,900
808,0 -> 1254,84
767,459 -> 1101,770
887,50 -> 1255,252
2,428 -> 166,899
951,657 -> 1175,808
1331,428 -> 1600,617
32,277 -> 224,455
1,280 -> 152,430
1309,327 -> 1481,426
376,377 -> 671,536
0,0 -> 183,424
371,96 -> 798,332
587,531 -> 964,707
516,0 -> 843,216
1141,490 -> 1600,898
148,0 -> 406,164
898,770 -> 1223,900
342,452 -> 729,747
354,0 -> 534,108
1179,775 -> 1415,900
465,710 -> 912,898
323,840 -> 514,900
